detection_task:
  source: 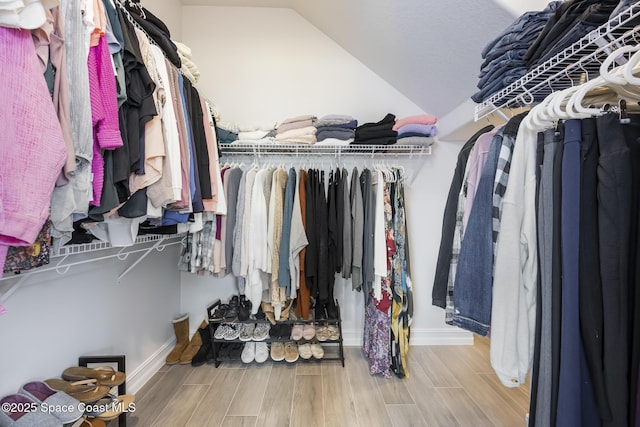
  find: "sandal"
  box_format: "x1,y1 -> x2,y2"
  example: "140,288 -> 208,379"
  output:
88,394 -> 135,421
78,417 -> 107,427
44,378 -> 110,403
62,366 -> 126,388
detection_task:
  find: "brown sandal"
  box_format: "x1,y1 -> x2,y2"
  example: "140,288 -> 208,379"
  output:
91,394 -> 135,421
44,378 -> 111,403
61,366 -> 126,387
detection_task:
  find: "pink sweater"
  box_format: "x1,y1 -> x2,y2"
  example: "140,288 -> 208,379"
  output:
392,114 -> 438,130
0,28 -> 67,277
88,35 -> 124,205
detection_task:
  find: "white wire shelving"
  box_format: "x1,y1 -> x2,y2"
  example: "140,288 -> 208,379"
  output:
0,233 -> 185,306
219,142 -> 433,159
475,2 -> 640,121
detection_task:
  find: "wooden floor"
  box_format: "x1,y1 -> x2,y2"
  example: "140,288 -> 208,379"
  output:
123,338 -> 530,427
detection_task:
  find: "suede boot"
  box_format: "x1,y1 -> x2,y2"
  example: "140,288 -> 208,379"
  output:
179,320 -> 208,365
261,301 -> 277,325
280,299 -> 294,321
166,314 -> 189,365
191,326 -> 213,367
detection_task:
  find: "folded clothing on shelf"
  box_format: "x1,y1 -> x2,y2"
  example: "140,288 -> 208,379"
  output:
315,114 -> 357,128
396,123 -> 438,137
353,113 -> 397,145
316,128 -> 355,142
392,114 -> 438,130
275,125 -> 317,144
474,0 -> 560,103
276,115 -> 317,134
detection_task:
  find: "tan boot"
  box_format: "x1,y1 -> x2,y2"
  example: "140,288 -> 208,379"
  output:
261,301 -> 276,325
280,299 -> 294,321
179,320 -> 207,365
166,314 -> 189,365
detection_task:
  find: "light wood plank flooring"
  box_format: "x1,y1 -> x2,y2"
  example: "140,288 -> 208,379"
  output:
122,338 -> 529,427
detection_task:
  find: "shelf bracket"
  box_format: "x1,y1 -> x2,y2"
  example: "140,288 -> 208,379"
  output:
117,238 -> 165,282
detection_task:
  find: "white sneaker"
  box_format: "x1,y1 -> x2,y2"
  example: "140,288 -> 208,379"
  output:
254,342 -> 269,363
241,342 -> 256,363
253,323 -> 270,341
239,324 -> 255,341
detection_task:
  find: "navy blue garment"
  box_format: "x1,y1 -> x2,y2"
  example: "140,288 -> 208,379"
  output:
556,120 -> 599,426
579,118 -> 610,423
556,119 -> 583,426
452,130 -> 503,336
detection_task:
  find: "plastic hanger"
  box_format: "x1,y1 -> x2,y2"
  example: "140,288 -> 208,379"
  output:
623,48 -> 640,85
568,77 -> 610,116
600,44 -> 640,85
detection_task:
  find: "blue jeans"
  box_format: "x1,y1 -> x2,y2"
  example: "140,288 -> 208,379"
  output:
481,1 -> 562,58
481,48 -> 528,72
471,69 -> 526,103
452,132 -> 503,336
478,59 -> 527,88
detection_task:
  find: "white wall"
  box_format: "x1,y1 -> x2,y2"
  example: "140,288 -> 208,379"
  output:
492,0 -> 553,17
180,6 -> 471,345
148,0 -> 183,40
0,246 -> 182,397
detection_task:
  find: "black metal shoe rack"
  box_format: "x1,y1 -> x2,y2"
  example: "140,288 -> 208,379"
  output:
206,300 -> 345,368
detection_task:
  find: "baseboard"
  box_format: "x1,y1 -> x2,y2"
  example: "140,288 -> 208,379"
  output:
341,327 -> 473,347
409,327 -> 474,345
126,337 -> 176,394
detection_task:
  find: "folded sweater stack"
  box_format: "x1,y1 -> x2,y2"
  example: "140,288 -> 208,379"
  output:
315,114 -> 357,145
276,115 -> 317,144
353,113 -> 397,145
393,114 -> 438,145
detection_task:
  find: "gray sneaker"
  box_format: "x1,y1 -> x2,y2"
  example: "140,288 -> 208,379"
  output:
239,324 -> 256,341
253,323 -> 270,341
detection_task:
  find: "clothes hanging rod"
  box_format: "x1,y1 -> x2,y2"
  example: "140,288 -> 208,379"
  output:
219,142 -> 433,158
474,2 -> 640,121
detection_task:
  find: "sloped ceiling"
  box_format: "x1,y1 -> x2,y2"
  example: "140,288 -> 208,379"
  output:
181,0 -> 518,118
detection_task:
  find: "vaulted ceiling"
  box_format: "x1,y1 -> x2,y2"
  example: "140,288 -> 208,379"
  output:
180,0 -> 546,121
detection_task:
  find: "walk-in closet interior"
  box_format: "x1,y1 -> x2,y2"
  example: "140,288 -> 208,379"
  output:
2,0 -> 640,426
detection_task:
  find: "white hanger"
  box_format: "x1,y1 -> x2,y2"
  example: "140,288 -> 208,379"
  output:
530,92 -> 558,127
600,44 -> 640,85
568,77 -> 608,116
623,47 -> 640,85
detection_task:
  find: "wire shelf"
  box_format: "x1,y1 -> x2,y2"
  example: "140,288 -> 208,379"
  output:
219,142 -> 433,158
53,233 -> 186,257
474,2 -> 640,121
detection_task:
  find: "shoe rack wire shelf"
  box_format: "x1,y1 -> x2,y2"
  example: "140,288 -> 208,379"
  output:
206,300 -> 345,367
0,233 -> 186,305
474,2 -> 640,121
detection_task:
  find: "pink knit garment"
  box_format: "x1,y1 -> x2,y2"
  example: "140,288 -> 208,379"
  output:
392,114 -> 438,130
0,27 -> 66,274
88,35 -> 124,205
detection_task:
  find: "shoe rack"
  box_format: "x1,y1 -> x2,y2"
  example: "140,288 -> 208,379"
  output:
78,355 -> 127,427
206,300 -> 345,368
